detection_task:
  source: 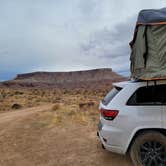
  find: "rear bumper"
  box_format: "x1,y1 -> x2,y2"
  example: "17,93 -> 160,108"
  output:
97,130 -> 124,154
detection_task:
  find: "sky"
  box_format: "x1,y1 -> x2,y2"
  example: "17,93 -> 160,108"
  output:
0,0 -> 166,80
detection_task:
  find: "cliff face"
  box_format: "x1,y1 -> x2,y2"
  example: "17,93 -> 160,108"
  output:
0,68 -> 127,89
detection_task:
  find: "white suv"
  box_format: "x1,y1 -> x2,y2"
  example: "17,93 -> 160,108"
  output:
97,80 -> 166,166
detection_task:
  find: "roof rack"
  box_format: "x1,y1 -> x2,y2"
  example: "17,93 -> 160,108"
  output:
131,77 -> 166,81
131,78 -> 166,87
146,80 -> 157,88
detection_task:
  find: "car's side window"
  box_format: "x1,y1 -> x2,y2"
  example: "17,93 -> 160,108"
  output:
127,84 -> 166,105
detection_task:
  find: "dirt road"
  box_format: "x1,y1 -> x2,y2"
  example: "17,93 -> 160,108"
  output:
0,105 -> 133,166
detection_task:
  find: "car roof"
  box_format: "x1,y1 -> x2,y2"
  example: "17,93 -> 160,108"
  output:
113,79 -> 166,88
113,81 -> 131,88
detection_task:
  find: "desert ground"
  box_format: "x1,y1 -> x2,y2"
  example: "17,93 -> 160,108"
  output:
0,88 -> 132,166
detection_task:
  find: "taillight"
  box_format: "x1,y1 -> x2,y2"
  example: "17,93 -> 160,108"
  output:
100,108 -> 119,120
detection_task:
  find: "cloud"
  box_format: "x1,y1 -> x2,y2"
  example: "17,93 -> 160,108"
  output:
0,0 -> 166,80
80,16 -> 137,73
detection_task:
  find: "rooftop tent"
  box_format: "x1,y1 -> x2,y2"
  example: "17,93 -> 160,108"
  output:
130,8 -> 166,80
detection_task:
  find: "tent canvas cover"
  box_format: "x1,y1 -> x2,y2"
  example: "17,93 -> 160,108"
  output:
130,8 -> 166,80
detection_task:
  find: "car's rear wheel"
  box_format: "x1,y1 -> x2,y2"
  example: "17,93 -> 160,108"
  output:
130,131 -> 166,166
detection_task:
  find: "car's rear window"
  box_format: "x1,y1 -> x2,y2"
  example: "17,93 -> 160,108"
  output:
102,86 -> 122,105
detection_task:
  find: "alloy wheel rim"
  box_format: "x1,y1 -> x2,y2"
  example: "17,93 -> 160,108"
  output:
139,141 -> 166,166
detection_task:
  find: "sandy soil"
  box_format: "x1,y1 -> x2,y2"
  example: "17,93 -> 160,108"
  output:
0,105 -> 133,166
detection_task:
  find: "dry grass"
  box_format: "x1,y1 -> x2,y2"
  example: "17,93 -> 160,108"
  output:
0,88 -> 105,125
0,87 -> 133,166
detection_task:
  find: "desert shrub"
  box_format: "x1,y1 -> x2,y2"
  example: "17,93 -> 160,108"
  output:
34,98 -> 42,103
55,97 -> 61,101
14,91 -> 24,95
79,101 -> 95,109
32,89 -> 40,95
11,103 -> 22,109
66,110 -> 76,116
52,104 -> 60,111
41,91 -> 45,97
0,94 -> 4,101
0,91 -> 7,99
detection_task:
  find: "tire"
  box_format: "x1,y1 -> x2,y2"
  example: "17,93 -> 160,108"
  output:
130,131 -> 166,166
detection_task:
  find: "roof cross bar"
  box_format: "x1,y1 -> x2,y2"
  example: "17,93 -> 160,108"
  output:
146,80 -> 158,87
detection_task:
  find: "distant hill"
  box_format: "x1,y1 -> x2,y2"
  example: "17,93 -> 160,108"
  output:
0,68 -> 127,89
